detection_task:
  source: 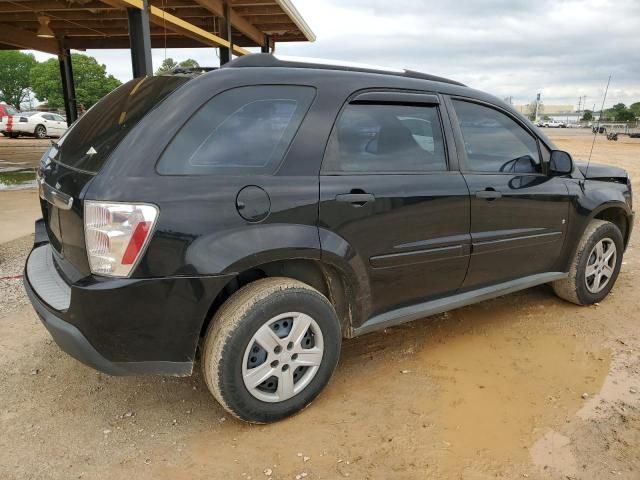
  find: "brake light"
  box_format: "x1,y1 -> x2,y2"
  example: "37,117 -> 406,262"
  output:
84,201 -> 158,277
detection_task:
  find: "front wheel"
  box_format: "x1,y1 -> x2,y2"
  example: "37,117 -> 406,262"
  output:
553,219 -> 624,305
201,277 -> 341,423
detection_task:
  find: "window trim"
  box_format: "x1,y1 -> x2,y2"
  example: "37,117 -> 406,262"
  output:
320,89 -> 451,176
445,95 -> 548,177
155,84 -> 317,176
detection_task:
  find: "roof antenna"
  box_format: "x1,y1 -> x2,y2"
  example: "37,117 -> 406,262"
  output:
586,75 -> 611,177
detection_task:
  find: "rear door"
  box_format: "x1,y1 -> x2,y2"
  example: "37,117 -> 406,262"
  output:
319,91 -> 471,316
446,97 -> 569,288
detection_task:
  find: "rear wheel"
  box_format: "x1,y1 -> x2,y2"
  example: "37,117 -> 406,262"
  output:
34,125 -> 47,139
201,277 -> 341,423
552,219 -> 623,305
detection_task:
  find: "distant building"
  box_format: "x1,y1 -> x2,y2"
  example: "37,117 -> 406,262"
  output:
513,104 -> 600,124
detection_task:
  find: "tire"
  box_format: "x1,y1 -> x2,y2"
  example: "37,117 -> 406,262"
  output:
201,277 -> 341,423
34,125 -> 47,139
552,219 -> 624,305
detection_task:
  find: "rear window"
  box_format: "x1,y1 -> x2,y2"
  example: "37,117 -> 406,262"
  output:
157,85 -> 315,175
51,76 -> 189,173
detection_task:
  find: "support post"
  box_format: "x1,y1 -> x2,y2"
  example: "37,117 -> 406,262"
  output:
58,46 -> 78,125
127,0 -> 153,77
219,2 -> 232,65
261,35 -> 270,53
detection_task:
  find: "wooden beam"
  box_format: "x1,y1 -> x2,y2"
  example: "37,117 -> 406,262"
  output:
234,5 -> 283,16
101,0 -> 249,54
0,23 -> 59,54
0,1 -> 108,13
193,0 -> 263,46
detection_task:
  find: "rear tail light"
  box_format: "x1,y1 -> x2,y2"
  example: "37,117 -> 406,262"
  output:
84,201 -> 158,277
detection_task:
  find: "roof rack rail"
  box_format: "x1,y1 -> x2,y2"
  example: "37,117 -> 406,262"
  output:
224,54 -> 465,87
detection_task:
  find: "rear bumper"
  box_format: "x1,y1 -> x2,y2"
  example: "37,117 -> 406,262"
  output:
24,241 -> 233,376
24,278 -> 177,375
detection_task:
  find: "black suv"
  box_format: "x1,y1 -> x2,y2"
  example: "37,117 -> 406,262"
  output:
25,54 -> 633,423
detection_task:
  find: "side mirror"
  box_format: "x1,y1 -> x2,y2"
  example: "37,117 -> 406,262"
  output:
549,150 -> 573,175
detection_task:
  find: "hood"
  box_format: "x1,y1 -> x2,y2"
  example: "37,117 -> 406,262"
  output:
574,161 -> 628,181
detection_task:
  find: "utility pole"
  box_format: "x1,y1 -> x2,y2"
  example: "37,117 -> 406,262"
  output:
534,93 -> 541,121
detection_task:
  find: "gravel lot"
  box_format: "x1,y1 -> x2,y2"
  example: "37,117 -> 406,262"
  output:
0,131 -> 639,479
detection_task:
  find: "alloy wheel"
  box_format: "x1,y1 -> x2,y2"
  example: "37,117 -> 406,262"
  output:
585,238 -> 616,294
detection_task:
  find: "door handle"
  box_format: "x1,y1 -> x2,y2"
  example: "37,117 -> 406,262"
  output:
335,193 -> 375,206
475,188 -> 502,200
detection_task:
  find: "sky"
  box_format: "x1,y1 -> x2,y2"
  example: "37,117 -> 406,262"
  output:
30,0 -> 640,109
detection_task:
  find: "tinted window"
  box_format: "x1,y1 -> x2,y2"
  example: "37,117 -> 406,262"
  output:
43,114 -> 54,120
323,103 -> 446,173
50,76 -> 189,173
452,100 -> 541,173
157,86 -> 315,175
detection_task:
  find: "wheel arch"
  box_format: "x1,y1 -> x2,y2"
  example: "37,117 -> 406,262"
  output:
590,202 -> 632,248
199,258 -> 361,341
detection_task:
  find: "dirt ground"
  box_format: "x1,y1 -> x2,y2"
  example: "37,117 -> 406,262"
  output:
0,131 -> 639,479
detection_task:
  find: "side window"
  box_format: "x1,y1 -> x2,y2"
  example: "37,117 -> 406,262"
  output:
323,103 -> 447,173
157,85 -> 315,175
43,114 -> 54,121
452,100 -> 541,174
54,114 -> 65,122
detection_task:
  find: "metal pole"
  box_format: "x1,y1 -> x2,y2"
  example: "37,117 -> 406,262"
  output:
58,46 -> 78,125
219,2 -> 232,65
127,0 -> 153,77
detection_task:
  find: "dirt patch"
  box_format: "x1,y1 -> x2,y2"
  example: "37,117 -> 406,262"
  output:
0,130 -> 639,479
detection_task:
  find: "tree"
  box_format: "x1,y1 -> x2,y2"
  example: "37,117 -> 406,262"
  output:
615,109 -> 636,122
30,54 -> 121,109
0,51 -> 37,109
525,98 -> 543,121
155,58 -> 178,75
581,110 -> 593,122
155,57 -> 200,75
630,102 -> 640,118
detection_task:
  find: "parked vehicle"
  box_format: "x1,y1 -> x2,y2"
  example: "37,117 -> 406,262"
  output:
25,54 -> 634,423
0,111 -> 67,139
541,120 -> 567,128
0,103 -> 20,137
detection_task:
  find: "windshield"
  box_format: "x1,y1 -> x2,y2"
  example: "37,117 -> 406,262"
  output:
4,105 -> 19,115
50,76 -> 189,173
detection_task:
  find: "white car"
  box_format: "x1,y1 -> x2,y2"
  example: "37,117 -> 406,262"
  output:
541,120 -> 567,128
0,111 -> 68,139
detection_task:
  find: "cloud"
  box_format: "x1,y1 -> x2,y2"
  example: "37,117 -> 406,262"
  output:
31,0 -> 640,107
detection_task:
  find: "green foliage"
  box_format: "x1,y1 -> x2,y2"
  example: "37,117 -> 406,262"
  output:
630,102 -> 640,117
581,110 -> 593,122
155,58 -> 178,75
0,51 -> 37,108
155,57 -> 200,75
615,109 -> 636,122
30,54 -> 121,109
603,102 -> 638,122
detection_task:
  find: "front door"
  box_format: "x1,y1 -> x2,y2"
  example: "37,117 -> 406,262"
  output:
447,98 -> 569,289
319,93 -> 471,318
